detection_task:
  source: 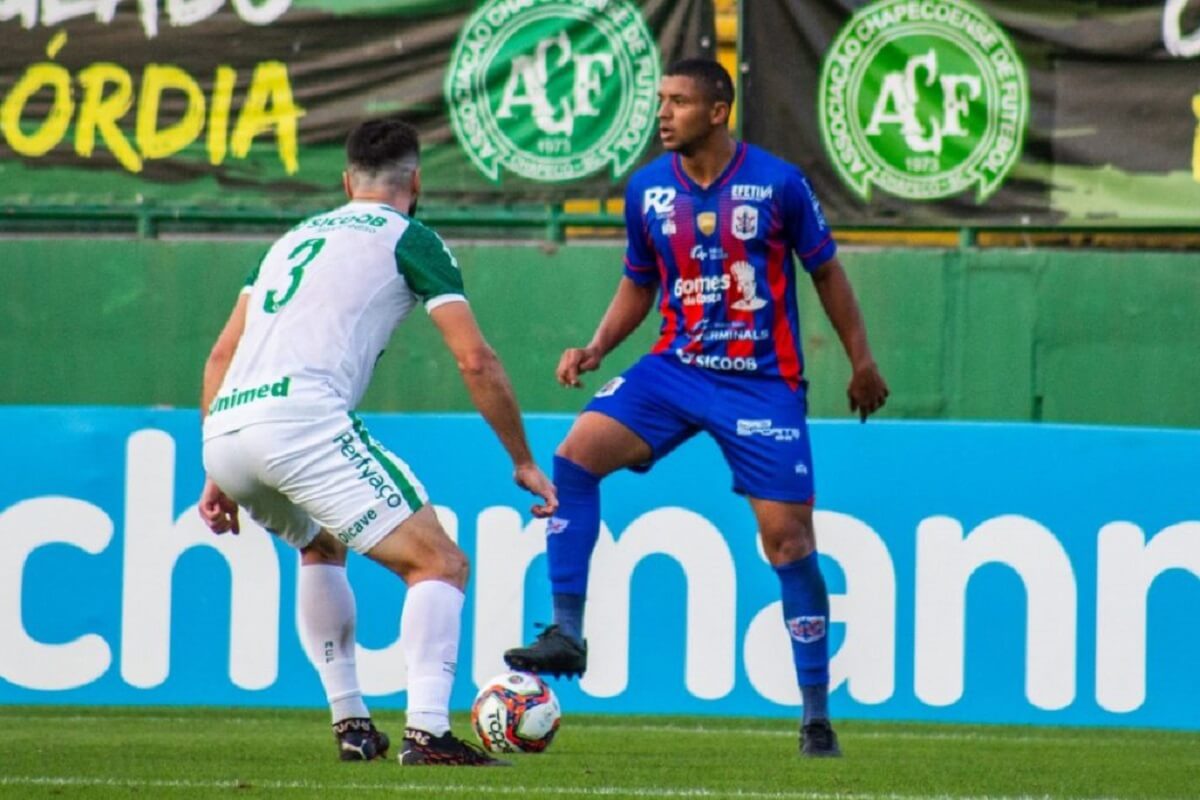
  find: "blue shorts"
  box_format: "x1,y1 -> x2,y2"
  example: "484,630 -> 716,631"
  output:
585,354 -> 815,503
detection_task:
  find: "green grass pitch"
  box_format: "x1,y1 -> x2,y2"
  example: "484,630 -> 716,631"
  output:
1,706 -> 1197,799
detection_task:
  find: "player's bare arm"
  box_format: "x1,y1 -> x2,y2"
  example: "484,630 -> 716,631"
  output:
558,277 -> 656,388
430,300 -> 558,517
198,293 -> 249,534
810,257 -> 889,421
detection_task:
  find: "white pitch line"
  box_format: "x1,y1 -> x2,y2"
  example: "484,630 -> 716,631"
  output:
0,776 -> 1154,800
19,715 -> 1191,747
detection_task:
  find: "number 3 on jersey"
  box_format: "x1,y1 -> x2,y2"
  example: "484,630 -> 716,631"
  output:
264,238 -> 325,314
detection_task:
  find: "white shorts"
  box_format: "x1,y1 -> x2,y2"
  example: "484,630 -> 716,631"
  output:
202,412 -> 428,554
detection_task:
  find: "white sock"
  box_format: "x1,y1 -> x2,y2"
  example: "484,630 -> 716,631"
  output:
298,563 -> 370,724
401,580 -> 464,737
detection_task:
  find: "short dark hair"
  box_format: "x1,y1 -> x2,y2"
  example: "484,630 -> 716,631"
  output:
345,115 -> 420,173
665,58 -> 735,107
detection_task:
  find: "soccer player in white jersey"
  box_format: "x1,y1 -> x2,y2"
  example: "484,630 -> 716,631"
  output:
197,116 -> 557,767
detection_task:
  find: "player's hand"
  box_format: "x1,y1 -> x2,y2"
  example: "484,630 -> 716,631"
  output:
848,360 -> 889,422
199,476 -> 241,535
514,462 -> 558,518
556,345 -> 603,388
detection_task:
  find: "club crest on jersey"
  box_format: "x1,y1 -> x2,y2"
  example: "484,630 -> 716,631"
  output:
697,211 -> 717,236
732,205 -> 758,240
787,615 -> 827,643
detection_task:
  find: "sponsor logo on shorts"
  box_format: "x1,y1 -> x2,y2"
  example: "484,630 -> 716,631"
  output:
337,508 -> 378,544
546,517 -> 570,535
594,377 -> 625,398
787,615 -> 827,643
208,376 -> 290,416
736,418 -> 802,442
332,432 -> 406,509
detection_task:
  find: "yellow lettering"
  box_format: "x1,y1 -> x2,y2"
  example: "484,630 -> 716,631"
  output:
1193,94 -> 1200,182
230,61 -> 304,174
208,65 -> 237,166
137,64 -> 206,160
0,63 -> 74,157
76,63 -> 142,173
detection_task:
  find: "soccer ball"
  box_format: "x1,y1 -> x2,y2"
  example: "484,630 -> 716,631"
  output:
470,671 -> 561,753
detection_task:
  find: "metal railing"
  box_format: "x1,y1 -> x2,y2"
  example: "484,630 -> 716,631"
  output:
0,203 -> 623,242
3,203 -> 1198,249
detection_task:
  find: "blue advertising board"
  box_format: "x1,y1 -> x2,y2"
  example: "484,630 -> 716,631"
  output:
1,407 -> 1197,728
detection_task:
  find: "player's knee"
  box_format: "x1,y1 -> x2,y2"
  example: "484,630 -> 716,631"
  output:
761,526 -> 816,565
552,453 -> 601,491
300,531 -> 348,566
554,438 -> 588,466
435,541 -> 470,589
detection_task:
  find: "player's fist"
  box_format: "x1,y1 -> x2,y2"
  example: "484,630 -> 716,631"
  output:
556,345 -> 603,387
848,360 -> 889,422
199,476 -> 241,534
514,462 -> 558,518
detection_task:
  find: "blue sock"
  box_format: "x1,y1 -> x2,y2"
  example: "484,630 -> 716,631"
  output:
545,456 -> 601,639
800,683 -> 829,725
775,552 -> 831,720
552,593 -> 585,642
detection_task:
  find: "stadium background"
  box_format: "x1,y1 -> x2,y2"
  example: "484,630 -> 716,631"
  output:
2,0 -> 1198,739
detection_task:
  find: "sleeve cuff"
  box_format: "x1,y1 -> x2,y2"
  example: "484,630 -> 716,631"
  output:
425,294 -> 468,312
799,237 -> 837,272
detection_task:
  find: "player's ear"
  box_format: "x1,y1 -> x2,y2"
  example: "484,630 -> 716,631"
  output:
711,100 -> 731,127
411,166 -> 422,197
342,170 -> 353,199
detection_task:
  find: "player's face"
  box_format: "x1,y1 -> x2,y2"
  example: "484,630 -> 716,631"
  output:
657,75 -> 721,153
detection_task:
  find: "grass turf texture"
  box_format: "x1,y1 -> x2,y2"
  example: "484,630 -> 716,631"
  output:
1,706 -> 1196,799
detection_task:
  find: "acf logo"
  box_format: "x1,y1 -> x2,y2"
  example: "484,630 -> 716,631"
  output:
446,0 -> 660,183
818,0 -> 1028,202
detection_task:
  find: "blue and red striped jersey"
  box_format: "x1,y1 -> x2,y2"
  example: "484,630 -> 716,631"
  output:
622,142 -> 836,388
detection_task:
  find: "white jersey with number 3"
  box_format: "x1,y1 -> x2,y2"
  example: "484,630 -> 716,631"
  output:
203,201 -> 465,440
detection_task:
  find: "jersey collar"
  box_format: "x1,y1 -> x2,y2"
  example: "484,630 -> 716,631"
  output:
670,141 -> 747,194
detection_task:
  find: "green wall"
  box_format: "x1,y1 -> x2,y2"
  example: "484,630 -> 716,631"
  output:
1,239 -> 1197,427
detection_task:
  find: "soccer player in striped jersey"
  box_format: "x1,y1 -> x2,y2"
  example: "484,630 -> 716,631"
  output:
198,116 -> 556,767
504,59 -> 889,758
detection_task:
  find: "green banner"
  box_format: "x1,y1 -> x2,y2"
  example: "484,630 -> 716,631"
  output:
743,0 -> 1200,226
0,0 -> 712,210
